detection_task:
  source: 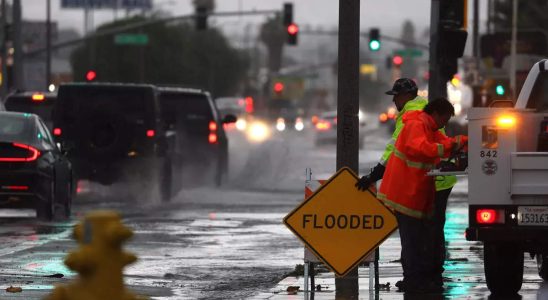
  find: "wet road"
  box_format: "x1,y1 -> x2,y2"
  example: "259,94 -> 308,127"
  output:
0,125 -> 545,299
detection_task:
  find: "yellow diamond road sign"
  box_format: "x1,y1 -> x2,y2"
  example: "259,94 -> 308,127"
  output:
284,167 -> 398,277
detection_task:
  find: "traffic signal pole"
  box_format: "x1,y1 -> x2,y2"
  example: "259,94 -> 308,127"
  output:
336,0 -> 360,296
428,0 -> 446,100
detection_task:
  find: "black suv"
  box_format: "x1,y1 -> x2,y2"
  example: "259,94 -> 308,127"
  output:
157,87 -> 235,186
52,83 -> 175,201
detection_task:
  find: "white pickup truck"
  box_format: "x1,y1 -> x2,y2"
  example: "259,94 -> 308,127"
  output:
465,59 -> 548,295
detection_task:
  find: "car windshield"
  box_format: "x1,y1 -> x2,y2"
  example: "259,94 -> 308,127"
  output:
0,113 -> 34,145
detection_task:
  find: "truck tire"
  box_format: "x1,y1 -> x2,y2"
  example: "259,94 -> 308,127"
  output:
537,254 -> 548,281
484,242 -> 523,295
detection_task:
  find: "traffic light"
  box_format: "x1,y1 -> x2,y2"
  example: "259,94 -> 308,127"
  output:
195,6 -> 208,30
369,28 -> 380,51
273,82 -> 284,95
287,23 -> 298,45
437,0 -> 468,81
392,55 -> 403,67
495,84 -> 505,96
85,70 -> 97,82
283,3 -> 293,26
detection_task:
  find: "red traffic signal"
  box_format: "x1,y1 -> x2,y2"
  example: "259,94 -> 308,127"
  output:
274,82 -> 284,94
287,23 -> 299,35
287,23 -> 298,45
392,55 -> 403,67
86,70 -> 97,81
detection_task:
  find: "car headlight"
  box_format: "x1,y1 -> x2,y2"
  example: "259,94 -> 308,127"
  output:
276,118 -> 286,132
247,121 -> 271,142
235,118 -> 247,131
295,117 -> 304,131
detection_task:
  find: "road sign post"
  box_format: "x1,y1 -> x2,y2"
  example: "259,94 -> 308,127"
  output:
336,0 -> 361,295
284,168 -> 397,280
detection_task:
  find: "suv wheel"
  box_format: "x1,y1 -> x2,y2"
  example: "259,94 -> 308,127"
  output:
484,242 -> 523,295
37,181 -> 55,221
537,253 -> 548,281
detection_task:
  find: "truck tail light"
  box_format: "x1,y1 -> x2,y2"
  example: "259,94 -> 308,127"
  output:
476,208 -> 505,224
477,209 -> 497,224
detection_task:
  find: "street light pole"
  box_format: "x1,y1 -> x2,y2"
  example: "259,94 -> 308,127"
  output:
336,0 -> 360,296
0,0 -> 7,98
46,0 -> 51,90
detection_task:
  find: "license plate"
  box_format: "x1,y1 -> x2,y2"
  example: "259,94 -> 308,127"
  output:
517,206 -> 548,226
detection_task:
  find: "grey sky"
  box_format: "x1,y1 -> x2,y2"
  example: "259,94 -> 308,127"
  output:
21,0 -> 487,39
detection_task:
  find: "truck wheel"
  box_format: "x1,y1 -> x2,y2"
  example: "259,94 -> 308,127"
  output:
484,242 -> 523,295
537,254 -> 548,281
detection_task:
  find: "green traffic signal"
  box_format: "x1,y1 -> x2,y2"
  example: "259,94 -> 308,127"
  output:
495,84 -> 505,96
369,40 -> 380,51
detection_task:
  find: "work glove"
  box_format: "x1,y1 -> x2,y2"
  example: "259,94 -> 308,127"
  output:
355,163 -> 385,191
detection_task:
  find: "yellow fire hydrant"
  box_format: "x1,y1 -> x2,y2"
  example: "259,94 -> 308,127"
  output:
46,211 -> 145,300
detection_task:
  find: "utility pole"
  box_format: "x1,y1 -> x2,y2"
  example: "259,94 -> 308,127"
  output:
0,0 -> 7,98
428,0 -> 445,100
510,0 -> 517,99
46,0 -> 51,90
12,0 -> 23,90
336,0 -> 360,296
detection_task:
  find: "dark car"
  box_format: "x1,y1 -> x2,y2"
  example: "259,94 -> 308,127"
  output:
157,87 -> 235,186
52,83 -> 175,202
0,111 -> 72,220
4,91 -> 56,129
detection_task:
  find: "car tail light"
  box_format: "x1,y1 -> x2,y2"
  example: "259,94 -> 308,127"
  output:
146,130 -> 155,138
0,143 -> 41,162
53,128 -> 62,136
3,185 -> 29,190
315,120 -> 331,131
209,121 -> 217,131
208,121 -> 218,144
32,93 -> 45,102
379,113 -> 388,123
245,96 -> 254,114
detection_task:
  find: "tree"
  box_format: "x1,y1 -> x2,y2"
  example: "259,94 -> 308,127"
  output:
70,16 -> 249,96
259,14 -> 286,73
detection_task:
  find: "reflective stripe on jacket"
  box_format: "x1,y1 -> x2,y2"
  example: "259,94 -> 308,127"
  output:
378,111 -> 456,219
379,96 -> 457,191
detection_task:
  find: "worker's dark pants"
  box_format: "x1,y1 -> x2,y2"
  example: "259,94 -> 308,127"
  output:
395,211 -> 432,289
430,188 -> 452,283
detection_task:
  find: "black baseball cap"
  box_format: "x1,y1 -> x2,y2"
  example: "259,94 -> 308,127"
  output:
385,78 -> 418,95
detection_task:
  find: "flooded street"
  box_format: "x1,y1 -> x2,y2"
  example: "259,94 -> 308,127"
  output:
0,127 -> 543,299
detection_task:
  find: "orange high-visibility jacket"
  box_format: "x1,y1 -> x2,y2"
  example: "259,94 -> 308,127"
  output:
378,111 -> 467,219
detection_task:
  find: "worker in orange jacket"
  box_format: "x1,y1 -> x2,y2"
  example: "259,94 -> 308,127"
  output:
378,98 -> 467,294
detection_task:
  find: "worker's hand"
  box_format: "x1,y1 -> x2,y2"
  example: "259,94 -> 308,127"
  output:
355,175 -> 374,191
355,163 -> 385,191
